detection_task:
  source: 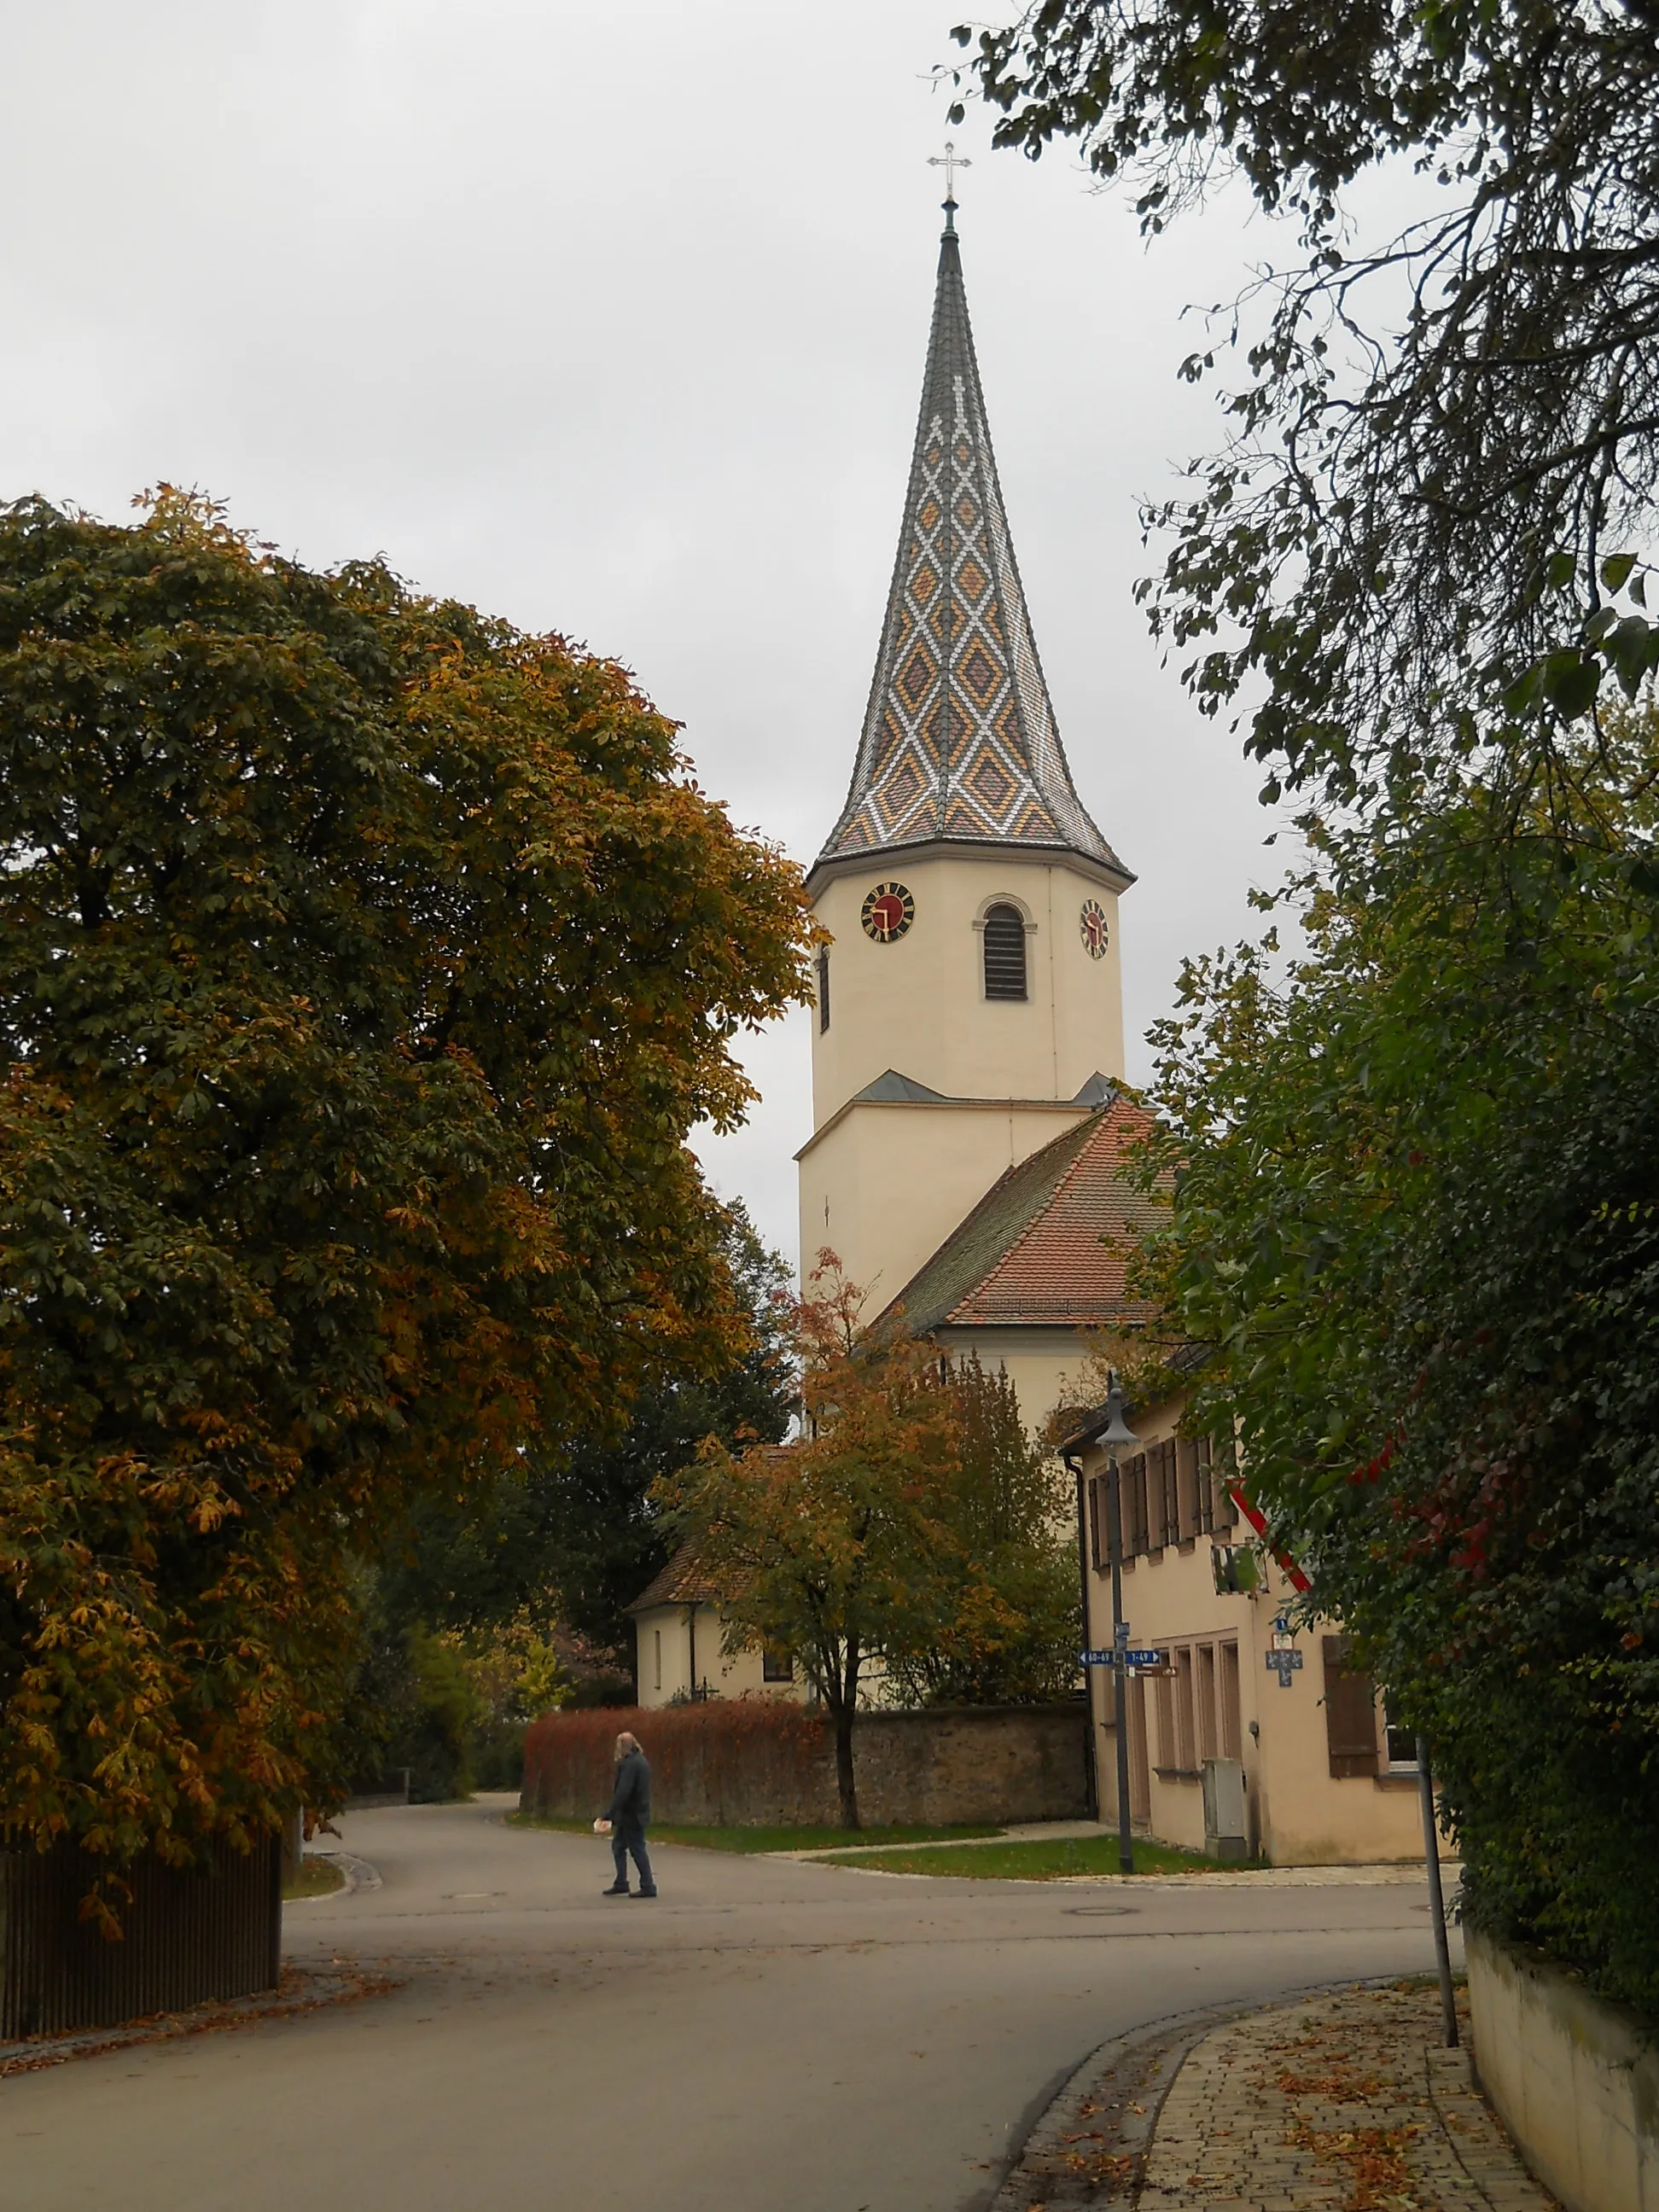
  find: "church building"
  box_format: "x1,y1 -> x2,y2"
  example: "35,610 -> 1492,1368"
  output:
798,183 -> 1139,1435
632,189 -> 1432,1868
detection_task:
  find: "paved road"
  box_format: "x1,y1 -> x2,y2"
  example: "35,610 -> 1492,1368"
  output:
1,1796 -> 1458,2212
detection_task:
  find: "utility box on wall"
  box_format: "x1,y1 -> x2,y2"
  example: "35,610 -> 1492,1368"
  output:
1202,1757 -> 1249,1861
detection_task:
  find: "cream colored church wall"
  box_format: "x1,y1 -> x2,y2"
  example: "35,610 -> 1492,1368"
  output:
808,853 -> 1125,1124
797,1101 -> 1088,1315
929,1324 -> 1096,1439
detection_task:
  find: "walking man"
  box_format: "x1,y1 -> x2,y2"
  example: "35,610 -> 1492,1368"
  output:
600,1731 -> 655,1898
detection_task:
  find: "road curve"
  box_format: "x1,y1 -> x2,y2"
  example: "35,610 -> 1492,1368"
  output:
0,1795 -> 1456,2212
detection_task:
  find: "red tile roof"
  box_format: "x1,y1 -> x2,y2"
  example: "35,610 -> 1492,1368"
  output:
625,1539 -> 723,1615
880,1095 -> 1167,1333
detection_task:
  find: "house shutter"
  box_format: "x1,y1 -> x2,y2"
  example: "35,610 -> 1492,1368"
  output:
1176,1439 -> 1199,1541
1126,1453 -> 1148,1553
1158,1440 -> 1180,1548
1211,1436 -> 1238,1529
982,905 -> 1028,1000
1322,1636 -> 1380,1778
1195,1435 -> 1214,1534
1088,1475 -> 1104,1569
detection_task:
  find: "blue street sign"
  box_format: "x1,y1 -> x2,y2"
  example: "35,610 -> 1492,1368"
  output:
1081,1648 -> 1167,1668
1080,1650 -> 1115,1667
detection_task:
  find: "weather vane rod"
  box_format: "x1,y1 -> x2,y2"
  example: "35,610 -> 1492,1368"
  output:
928,139 -> 971,225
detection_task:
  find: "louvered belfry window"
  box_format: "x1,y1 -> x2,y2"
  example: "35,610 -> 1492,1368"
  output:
982,904 -> 1027,999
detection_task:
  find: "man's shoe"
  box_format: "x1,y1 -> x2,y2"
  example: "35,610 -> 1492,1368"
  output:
602,1883 -> 630,1896
632,1887 -> 658,1898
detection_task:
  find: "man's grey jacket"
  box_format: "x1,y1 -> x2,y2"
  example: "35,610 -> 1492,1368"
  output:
607,1749 -> 651,1831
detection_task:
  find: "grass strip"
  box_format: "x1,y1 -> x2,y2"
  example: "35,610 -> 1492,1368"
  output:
816,1834 -> 1263,1879
282,1857 -> 347,1901
506,1813 -> 1004,1854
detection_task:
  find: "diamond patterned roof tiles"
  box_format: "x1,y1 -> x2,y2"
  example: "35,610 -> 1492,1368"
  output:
816,216 -> 1128,882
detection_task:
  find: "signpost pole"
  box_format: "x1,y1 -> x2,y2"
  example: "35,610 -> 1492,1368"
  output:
1068,1452 -> 1098,1822
1417,1734 -> 1458,2048
1105,1435 -> 1134,1877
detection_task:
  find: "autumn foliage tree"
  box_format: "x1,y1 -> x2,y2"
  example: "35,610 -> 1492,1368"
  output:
0,491 -> 812,1882
656,1264 -> 1074,1826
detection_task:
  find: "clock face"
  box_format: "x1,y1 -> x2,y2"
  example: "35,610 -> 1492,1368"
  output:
1080,899 -> 1110,959
860,882 -> 915,943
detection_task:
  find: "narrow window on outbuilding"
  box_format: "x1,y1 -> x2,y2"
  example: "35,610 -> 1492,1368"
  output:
653,1628 -> 661,1692
981,904 -> 1027,999
817,946 -> 830,1032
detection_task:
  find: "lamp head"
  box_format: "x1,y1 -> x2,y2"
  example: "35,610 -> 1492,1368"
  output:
1100,1371 -> 1139,1452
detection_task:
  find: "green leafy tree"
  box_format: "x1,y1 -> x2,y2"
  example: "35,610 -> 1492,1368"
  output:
949,3 -> 1659,807
1144,723 -> 1659,2009
0,491 -> 811,1880
882,1358 -> 1078,1708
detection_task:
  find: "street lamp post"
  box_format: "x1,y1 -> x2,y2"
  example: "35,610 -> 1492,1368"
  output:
1098,1374 -> 1140,1877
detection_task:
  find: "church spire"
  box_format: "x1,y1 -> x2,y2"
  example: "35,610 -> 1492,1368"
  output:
814,189 -> 1128,883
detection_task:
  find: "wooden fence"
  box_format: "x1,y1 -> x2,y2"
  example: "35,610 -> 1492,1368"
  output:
1,1834 -> 281,2040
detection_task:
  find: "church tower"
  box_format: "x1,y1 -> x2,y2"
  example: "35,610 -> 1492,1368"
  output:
799,187 -> 1133,1309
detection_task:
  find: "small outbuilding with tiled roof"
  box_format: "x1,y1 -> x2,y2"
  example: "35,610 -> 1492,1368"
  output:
627,1534 -> 806,1711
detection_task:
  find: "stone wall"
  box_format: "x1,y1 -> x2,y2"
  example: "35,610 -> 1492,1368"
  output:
521,1700 -> 1089,1829
1467,1927 -> 1659,2212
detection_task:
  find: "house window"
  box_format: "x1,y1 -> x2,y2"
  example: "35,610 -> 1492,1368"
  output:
982,904 -> 1027,999
1196,1643 -> 1219,1763
1382,1698 -> 1418,1771
1220,1641 -> 1243,1760
762,1647 -> 795,1683
653,1628 -> 662,1692
1175,1647 -> 1197,1770
817,946 -> 830,1032
1155,1667 -> 1177,1769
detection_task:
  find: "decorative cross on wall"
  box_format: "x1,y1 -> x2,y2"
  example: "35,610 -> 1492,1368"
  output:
928,140 -> 972,201
1266,1647 -> 1304,1688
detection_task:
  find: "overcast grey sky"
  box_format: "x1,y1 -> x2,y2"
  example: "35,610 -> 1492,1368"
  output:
3,1 -> 1292,1270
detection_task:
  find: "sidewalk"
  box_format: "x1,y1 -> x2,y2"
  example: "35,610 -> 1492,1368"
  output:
993,1980 -> 1556,2211
780,1819 -> 1458,1884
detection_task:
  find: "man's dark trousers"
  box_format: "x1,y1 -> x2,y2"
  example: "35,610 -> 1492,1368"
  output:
611,1819 -> 654,1895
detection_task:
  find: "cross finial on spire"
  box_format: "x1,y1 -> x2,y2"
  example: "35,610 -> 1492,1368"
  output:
928,140 -> 971,228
